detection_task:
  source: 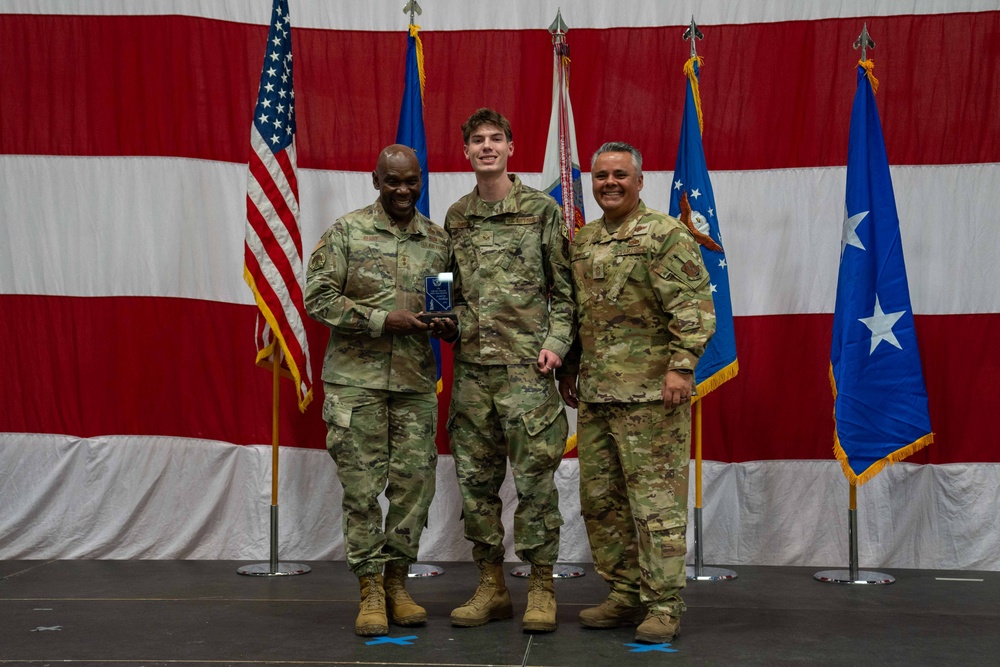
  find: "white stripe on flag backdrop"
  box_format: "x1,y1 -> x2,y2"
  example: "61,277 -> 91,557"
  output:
1,0 -> 998,564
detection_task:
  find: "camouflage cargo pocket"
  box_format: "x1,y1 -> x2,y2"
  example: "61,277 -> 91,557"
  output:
646,516 -> 687,558
520,392 -> 565,437
322,397 -> 353,429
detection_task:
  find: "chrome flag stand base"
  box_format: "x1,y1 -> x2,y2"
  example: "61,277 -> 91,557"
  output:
686,507 -> 738,581
814,503 -> 894,585
814,569 -> 895,585
686,565 -> 739,581
511,564 -> 585,578
237,505 -> 311,577
408,564 -> 444,578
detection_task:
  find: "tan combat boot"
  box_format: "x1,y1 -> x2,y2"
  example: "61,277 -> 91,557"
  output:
450,561 -> 514,627
355,573 -> 388,637
522,565 -> 557,632
383,561 -> 427,626
579,596 -> 647,628
635,610 -> 681,643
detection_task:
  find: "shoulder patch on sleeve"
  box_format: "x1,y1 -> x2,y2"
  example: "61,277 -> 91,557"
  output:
655,242 -> 709,289
308,248 -> 326,271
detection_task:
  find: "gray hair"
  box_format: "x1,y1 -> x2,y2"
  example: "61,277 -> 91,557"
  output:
591,141 -> 642,175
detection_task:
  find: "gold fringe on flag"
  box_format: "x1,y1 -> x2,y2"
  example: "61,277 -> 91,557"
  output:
858,59 -> 879,94
683,56 -> 705,135
694,359 -> 738,399
563,431 -> 577,456
243,266 -> 314,412
410,24 -> 426,100
828,364 -> 934,486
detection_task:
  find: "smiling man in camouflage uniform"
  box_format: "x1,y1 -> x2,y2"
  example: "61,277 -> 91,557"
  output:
444,108 -> 575,633
557,142 -> 715,644
304,145 -> 451,637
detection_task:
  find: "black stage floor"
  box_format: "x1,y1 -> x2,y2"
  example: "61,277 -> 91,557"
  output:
1,560 -> 997,666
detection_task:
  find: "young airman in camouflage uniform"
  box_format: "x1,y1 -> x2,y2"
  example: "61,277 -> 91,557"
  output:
444,109 -> 575,633
304,145 -> 452,637
558,142 -> 715,644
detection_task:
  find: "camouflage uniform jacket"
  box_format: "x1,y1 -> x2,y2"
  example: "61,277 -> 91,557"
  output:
561,200 -> 716,403
444,175 -> 575,365
304,200 -> 451,393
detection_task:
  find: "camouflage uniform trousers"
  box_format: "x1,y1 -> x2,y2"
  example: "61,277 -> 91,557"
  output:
448,360 -> 568,565
578,399 -> 691,617
322,382 -> 438,576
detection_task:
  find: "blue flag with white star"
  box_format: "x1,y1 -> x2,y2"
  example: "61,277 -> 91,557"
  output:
831,63 -> 933,485
668,57 -> 737,397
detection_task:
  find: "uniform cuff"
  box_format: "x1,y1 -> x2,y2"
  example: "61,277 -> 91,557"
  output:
541,337 -> 571,362
668,352 -> 698,373
368,309 -> 388,337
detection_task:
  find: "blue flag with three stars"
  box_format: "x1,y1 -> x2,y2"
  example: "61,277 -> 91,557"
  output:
668,57 -> 738,397
831,62 -> 933,485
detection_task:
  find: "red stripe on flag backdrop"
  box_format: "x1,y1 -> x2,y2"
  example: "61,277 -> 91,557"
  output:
2,13 -> 999,168
0,294 -> 995,464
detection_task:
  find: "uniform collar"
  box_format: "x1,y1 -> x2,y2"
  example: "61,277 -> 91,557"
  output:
595,200 -> 649,242
372,199 -> 429,239
466,174 -> 523,219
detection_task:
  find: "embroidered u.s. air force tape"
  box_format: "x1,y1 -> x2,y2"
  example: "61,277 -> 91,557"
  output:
508,214 -> 539,225
614,246 -> 647,256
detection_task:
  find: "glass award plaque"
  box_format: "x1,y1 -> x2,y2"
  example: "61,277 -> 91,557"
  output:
420,272 -> 457,323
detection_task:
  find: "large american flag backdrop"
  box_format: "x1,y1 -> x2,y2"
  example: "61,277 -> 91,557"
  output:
2,0 -> 998,565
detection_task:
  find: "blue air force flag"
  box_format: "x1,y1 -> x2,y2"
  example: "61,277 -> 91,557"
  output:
668,57 -> 738,397
831,63 -> 933,484
395,25 -> 429,219
394,24 -> 441,389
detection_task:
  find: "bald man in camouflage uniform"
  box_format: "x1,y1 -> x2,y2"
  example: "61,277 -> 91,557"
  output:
445,109 -> 575,633
305,145 -> 451,637
558,142 -> 715,644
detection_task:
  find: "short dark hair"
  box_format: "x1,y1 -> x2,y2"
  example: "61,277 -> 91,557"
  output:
462,108 -> 513,144
591,141 -> 643,175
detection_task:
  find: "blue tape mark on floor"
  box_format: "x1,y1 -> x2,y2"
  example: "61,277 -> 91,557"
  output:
365,635 -> 418,646
625,642 -> 678,653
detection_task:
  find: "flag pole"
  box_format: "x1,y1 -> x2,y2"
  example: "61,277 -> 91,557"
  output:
816,26 -> 903,586
269,349 -> 281,571
686,395 -> 735,581
512,8 -> 587,581
678,16 -> 736,583
398,0 -> 444,580
692,398 -> 704,576
814,483 -> 894,585
238,0 -> 311,577
237,349 -> 311,577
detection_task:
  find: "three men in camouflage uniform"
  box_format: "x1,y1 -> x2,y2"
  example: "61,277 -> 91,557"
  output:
557,142 -> 716,643
304,145 -> 452,637
445,109 -> 575,632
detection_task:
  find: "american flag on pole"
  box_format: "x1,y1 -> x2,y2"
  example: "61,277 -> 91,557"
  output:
243,0 -> 313,411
